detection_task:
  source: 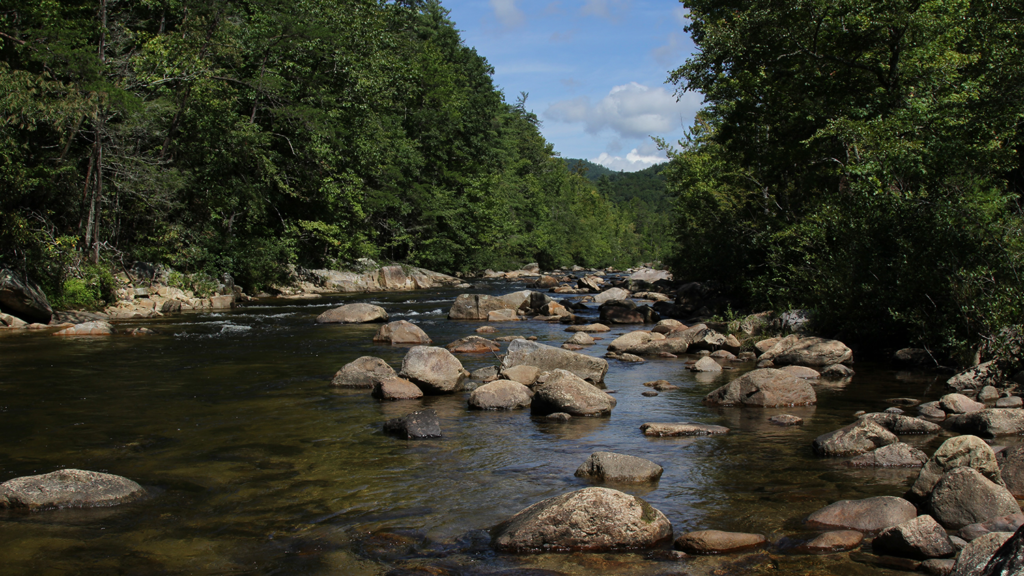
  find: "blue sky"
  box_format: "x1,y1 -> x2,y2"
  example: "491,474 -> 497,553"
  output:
441,0 -> 701,172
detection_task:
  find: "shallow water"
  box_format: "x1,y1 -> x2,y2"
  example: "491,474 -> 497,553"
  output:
0,282 -> 961,575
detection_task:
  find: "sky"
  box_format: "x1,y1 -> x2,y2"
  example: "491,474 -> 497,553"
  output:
441,0 -> 701,172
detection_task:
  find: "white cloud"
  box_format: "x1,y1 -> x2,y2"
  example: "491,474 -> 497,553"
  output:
490,0 -> 525,28
592,145 -> 668,172
580,0 -> 629,20
544,82 -> 699,139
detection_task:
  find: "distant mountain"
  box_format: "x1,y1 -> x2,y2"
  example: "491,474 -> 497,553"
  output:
563,158 -> 670,210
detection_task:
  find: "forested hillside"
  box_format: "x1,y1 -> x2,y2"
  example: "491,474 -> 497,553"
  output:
665,0 -> 1024,363
0,0 -> 658,307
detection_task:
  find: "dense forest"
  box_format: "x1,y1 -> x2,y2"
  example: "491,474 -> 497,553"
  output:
0,0 -> 660,309
664,0 -> 1024,364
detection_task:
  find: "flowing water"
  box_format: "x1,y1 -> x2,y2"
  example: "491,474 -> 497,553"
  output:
0,281 -> 962,575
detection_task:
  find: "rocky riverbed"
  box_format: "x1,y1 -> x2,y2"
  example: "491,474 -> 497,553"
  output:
1,265 -> 1023,575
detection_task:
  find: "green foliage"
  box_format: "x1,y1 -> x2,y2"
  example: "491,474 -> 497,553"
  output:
665,0 -> 1024,365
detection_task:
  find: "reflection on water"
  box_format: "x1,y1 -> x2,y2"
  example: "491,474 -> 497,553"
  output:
0,283 -> 953,575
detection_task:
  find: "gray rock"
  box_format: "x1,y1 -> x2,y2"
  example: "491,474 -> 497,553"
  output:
976,525 -> 1024,575
948,409 -> 1024,438
758,334 -> 853,366
372,320 -> 432,345
769,415 -> 803,426
806,496 -> 917,533
912,435 -> 1003,499
640,423 -> 730,436
500,365 -> 541,387
502,339 -> 608,385
445,335 -> 500,353
314,303 -> 388,324
0,268 -> 53,324
928,467 -> 1021,530
448,294 -> 516,320
593,287 -> 631,304
872,515 -> 955,559
940,393 -> 986,414
372,377 -> 423,400
996,396 -> 1023,408
383,409 -> 441,439
332,356 -> 396,388
565,323 -> 610,333
674,530 -> 766,555
470,365 -> 499,381
690,356 -> 722,372
895,348 -> 934,367
812,419 -> 898,457
960,513 -> 1024,541
946,361 -> 1002,392
704,368 -> 816,407
468,380 -> 532,410
979,386 -> 1001,402
0,469 -> 145,510
951,531 -> 1013,576
531,369 -> 616,416
860,412 -> 942,434
844,443 -> 928,468
919,401 -> 947,419
565,332 -> 594,346
399,346 -> 466,394
607,330 -> 664,353
920,558 -> 956,576
490,487 -> 672,552
574,452 -> 663,483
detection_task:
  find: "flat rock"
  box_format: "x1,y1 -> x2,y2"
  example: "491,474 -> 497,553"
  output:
445,335 -> 500,354
960,513 -> 1024,541
490,487 -> 672,553
940,393 -> 986,415
468,380 -> 532,410
315,303 -> 388,324
372,377 -> 424,400
872,514 -> 955,559
607,330 -> 663,352
758,334 -> 853,367
704,368 -> 816,407
574,452 -> 663,483
332,356 -> 396,388
0,469 -> 145,510
53,321 -> 114,336
948,409 -> 1024,438
502,339 -> 608,385
928,467 -> 1021,530
911,435 -> 1003,498
806,496 -> 918,533
690,356 -> 722,373
781,365 -> 821,379
565,323 -> 610,333
373,320 -> 432,345
797,530 -> 864,553
476,325 -> 498,334
593,287 -> 631,304
951,531 -> 1013,576
530,369 -> 616,416
812,419 -> 898,457
674,530 -> 766,555
844,443 -> 927,468
399,346 -> 466,394
640,423 -> 730,437
644,380 -> 677,391
488,309 -> 519,322
860,412 -> 942,434
997,396 -> 1023,408
383,409 -> 441,439
768,415 -> 803,426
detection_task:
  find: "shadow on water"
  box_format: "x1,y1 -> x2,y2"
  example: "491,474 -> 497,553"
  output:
0,282 -> 956,575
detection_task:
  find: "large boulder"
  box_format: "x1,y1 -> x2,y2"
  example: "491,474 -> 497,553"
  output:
448,294 -> 516,320
911,435 -> 1003,499
806,496 -> 918,533
703,368 -> 816,407
599,300 -> 657,324
501,339 -> 608,385
758,334 -> 853,366
593,287 -> 631,304
0,469 -> 144,510
940,393 -> 986,415
53,321 -> 115,336
978,525 -> 1024,575
860,412 -> 942,435
0,268 -> 53,324
952,531 -> 1014,576
948,409 -> 1024,438
812,419 -> 898,457
372,320 -> 431,345
872,515 -> 955,559
314,303 -> 388,324
844,443 -> 928,468
332,356 -> 396,388
490,487 -> 672,553
530,369 -> 616,416
383,409 -> 441,439
674,530 -> 766,555
399,346 -> 466,394
927,467 -> 1021,530
946,361 -> 1002,392
574,452 -> 663,483
468,380 -> 532,410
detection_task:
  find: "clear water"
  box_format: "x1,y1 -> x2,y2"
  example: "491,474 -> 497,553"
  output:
0,281 -> 961,575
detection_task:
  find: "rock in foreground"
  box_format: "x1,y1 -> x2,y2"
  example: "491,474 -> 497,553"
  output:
0,469 -> 145,510
704,368 -> 816,407
490,487 -> 672,553
574,452 -> 663,483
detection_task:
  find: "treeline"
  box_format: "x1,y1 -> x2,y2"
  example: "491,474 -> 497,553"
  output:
665,0 -> 1024,363
0,0 -> 657,306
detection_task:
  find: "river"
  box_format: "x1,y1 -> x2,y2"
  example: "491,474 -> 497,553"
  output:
0,280 -> 957,575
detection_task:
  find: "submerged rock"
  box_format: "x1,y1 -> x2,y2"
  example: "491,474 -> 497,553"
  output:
704,368 -> 816,407
674,530 -> 766,555
383,409 -> 441,439
332,356 -> 396,388
315,303 -> 388,324
574,452 -> 663,484
640,422 -> 729,437
490,487 -> 672,553
0,469 -> 145,510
